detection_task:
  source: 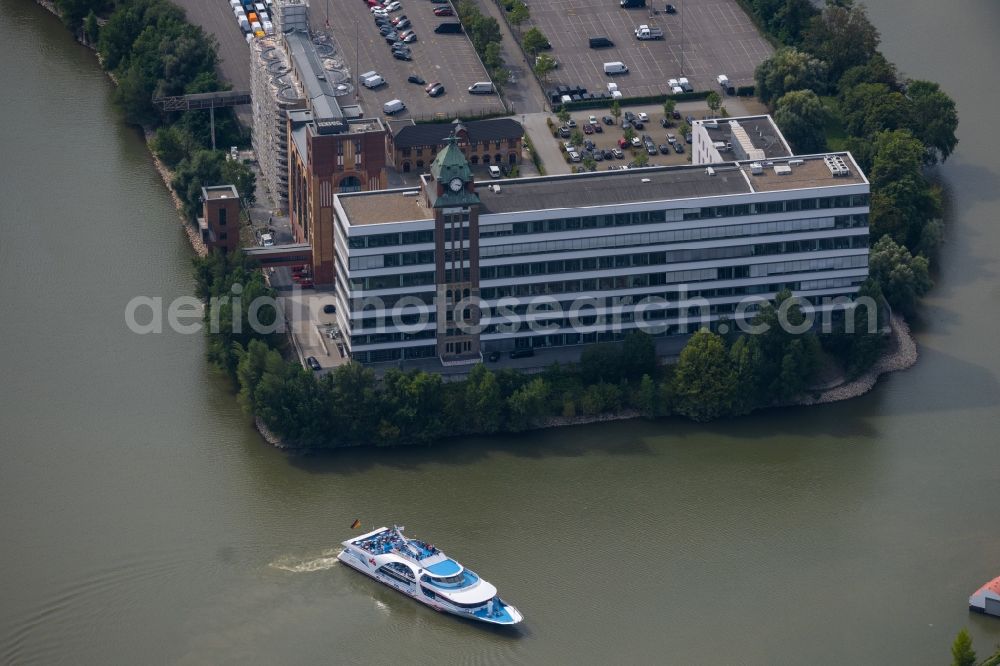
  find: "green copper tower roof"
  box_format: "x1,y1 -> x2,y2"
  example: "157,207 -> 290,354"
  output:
430,134 -> 473,184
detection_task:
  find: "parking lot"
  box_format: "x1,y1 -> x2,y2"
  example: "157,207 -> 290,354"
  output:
526,0 -> 772,99
309,0 -> 506,120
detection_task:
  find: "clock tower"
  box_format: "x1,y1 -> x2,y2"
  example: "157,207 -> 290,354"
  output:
426,134 -> 482,364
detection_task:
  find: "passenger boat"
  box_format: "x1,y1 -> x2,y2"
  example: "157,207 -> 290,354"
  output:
969,575 -> 1000,617
338,525 -> 523,625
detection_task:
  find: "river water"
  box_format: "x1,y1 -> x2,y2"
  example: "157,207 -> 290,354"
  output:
1,0 -> 998,664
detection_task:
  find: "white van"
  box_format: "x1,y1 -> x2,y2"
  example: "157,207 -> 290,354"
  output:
468,81 -> 494,94
603,62 -> 628,75
383,99 -> 406,115
362,75 -> 385,89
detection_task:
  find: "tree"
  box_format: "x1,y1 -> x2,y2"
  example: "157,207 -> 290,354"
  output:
508,1 -> 529,29
868,235 -> 932,318
671,329 -> 736,421
507,377 -> 549,431
632,151 -> 649,167
706,91 -> 722,114
773,89 -> 828,153
803,2 -> 880,80
83,10 -> 100,45
610,100 -> 622,122
150,125 -> 193,169
569,128 -> 584,146
637,374 -> 657,418
622,330 -> 656,380
662,98 -> 676,121
533,54 -> 557,82
221,158 -> 257,208
951,629 -> 976,666
623,126 -> 636,143
906,80 -> 959,163
483,41 -> 504,71
522,27 -> 549,56
754,46 -> 829,106
464,365 -> 504,433
557,105 -> 570,124
580,344 -> 622,384
869,129 -> 941,247
838,52 -> 899,91
491,67 -> 512,90
840,83 -> 914,139
582,156 -> 596,172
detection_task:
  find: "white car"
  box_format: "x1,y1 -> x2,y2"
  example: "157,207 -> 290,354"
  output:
637,112 -> 649,122
261,233 -> 275,247
634,24 -> 648,35
678,77 -> 692,92
667,78 -> 679,89
385,0 -> 402,10
489,165 -> 502,178
607,82 -> 618,92
371,7 -> 388,16
589,115 -> 598,125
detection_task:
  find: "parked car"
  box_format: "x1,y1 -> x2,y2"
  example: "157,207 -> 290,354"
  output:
393,17 -> 410,29
400,30 -> 417,42
384,32 -> 399,43
426,81 -> 445,96
307,356 -> 322,371
593,151 -> 604,161
391,13 -> 407,24
392,48 -> 410,59
584,139 -> 595,151
631,136 -> 642,147
637,112 -> 649,122
673,142 -> 685,153
593,123 -> 603,133
617,138 -> 628,149
566,119 -> 577,128
509,348 -> 535,359
665,3 -> 677,12
583,123 -> 593,135
602,115 -> 614,125
488,351 -> 501,362
623,111 -> 635,122
433,5 -> 453,14
612,148 -> 625,158
489,165 -> 502,178
603,148 -> 614,160
407,74 -> 425,84
371,7 -> 388,16
260,233 -> 274,247
660,117 -> 671,128
632,120 -> 644,130
378,24 -> 393,35
659,144 -> 670,154
384,0 -> 401,10
558,126 -> 571,138
685,132 -> 692,143
673,110 -> 682,120
666,132 -> 676,143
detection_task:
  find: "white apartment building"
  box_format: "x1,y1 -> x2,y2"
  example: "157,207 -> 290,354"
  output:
330,117 -> 871,366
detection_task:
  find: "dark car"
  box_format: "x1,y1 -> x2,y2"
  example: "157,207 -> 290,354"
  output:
307,356 -> 322,371
593,123 -> 603,133
623,110 -> 635,122
665,3 -> 677,13
392,49 -> 410,60
434,22 -> 463,33
673,110 -> 682,120
583,123 -> 593,135
673,141 -> 685,153
558,126 -> 571,138
488,351 -> 501,362
378,24 -> 393,35
393,18 -> 410,29
390,13 -> 408,24
433,6 -> 453,15
659,144 -> 670,154
385,32 -> 399,43
685,132 -> 692,143
407,74 -> 425,84
509,348 -> 535,359
593,151 -> 604,161
660,117 -> 671,128
602,115 -> 614,125
632,120 -> 644,130
602,148 -> 614,159
426,82 -> 445,97
588,36 -> 614,48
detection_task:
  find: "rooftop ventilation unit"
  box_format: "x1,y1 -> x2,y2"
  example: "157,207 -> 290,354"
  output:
641,178 -> 651,183
788,159 -> 804,166
824,154 -> 851,176
402,190 -> 420,197
774,165 -> 792,176
749,162 -> 763,175
706,167 -> 716,176
491,184 -> 502,193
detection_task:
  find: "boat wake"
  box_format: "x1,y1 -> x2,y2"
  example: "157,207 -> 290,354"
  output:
268,549 -> 342,573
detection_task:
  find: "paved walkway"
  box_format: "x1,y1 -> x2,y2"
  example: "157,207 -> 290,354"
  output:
470,0 -> 550,114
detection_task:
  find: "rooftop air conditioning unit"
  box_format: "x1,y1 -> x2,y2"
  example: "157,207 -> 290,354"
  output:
789,159 -> 804,166
641,178 -> 651,183
706,167 -> 716,176
750,162 -> 763,175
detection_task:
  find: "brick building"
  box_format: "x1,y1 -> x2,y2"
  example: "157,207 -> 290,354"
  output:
387,118 -> 524,174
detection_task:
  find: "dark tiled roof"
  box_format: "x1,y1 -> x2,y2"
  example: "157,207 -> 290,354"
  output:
393,118 -> 523,149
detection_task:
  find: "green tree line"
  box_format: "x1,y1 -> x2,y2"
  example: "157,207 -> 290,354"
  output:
749,1 -> 956,323
54,0 -> 255,221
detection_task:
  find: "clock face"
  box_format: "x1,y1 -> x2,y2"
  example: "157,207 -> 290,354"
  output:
449,177 -> 464,192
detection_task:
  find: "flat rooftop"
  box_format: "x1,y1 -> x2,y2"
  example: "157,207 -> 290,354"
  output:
337,153 -> 867,227
698,116 -> 792,161
202,185 -> 239,200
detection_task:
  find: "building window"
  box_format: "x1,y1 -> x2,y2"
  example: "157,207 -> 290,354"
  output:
402,148 -> 411,157
416,148 -> 423,157
218,208 -> 227,226
338,176 -> 362,193
219,232 -> 228,240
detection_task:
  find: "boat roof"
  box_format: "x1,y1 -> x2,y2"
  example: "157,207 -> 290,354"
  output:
975,575 -> 1000,598
425,558 -> 462,577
